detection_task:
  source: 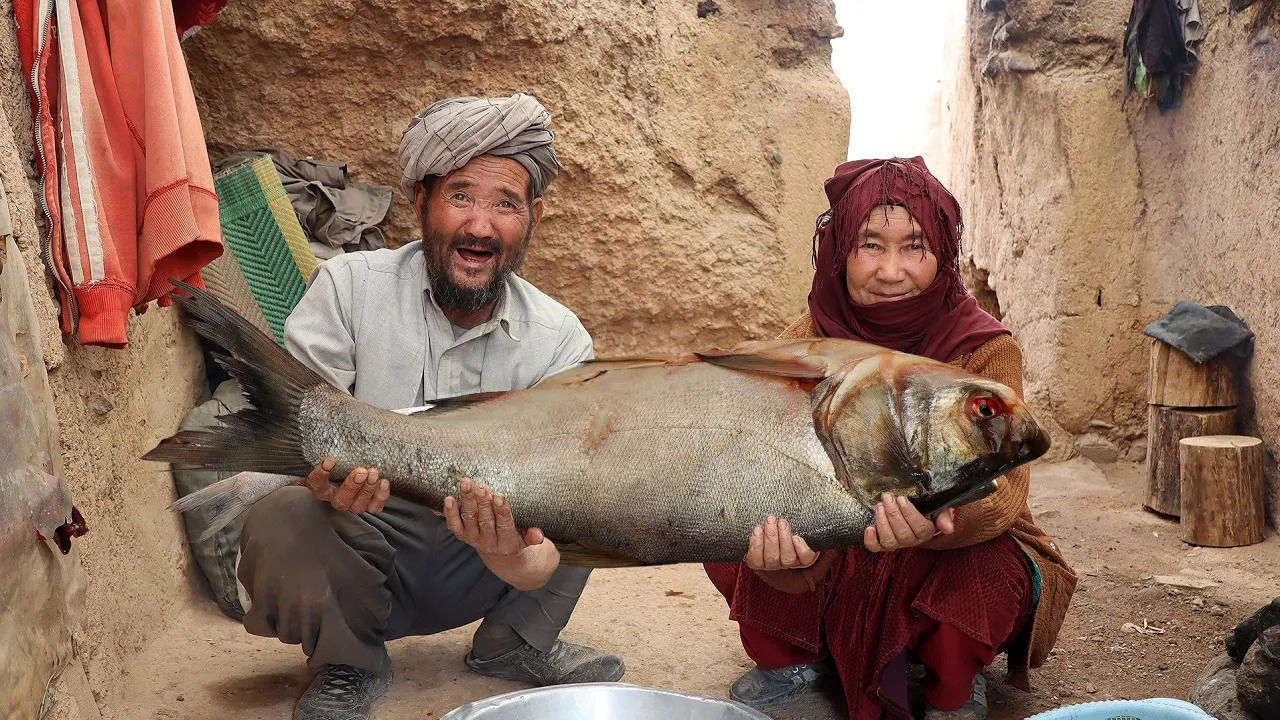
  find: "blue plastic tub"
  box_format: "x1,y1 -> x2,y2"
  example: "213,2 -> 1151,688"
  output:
1025,697 -> 1214,720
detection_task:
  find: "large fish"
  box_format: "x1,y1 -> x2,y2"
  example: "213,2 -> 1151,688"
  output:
145,281 -> 1050,567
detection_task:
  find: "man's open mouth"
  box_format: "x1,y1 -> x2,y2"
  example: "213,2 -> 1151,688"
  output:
455,246 -> 496,268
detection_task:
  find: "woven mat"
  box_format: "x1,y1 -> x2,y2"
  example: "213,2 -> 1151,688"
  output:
202,153 -> 317,345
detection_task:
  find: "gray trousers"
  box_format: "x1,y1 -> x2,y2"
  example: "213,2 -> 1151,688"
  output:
237,487 -> 592,677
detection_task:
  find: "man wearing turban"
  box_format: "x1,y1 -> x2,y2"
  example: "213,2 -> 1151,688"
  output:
235,94 -> 625,720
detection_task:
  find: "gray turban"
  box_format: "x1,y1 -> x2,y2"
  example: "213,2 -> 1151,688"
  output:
397,93 -> 564,198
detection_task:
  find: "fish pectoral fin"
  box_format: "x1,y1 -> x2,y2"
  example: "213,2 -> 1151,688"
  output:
694,347 -> 830,379
556,540 -> 647,568
410,391 -> 511,415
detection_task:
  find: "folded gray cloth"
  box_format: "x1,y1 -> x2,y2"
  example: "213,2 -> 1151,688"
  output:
1143,300 -> 1254,364
217,148 -> 393,260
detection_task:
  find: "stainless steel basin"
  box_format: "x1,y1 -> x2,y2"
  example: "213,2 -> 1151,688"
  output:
440,682 -> 771,719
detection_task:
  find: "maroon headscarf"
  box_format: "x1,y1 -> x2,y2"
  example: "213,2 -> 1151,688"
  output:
807,157 -> 1008,362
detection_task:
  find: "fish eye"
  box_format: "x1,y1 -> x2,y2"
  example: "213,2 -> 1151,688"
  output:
970,396 -> 1004,419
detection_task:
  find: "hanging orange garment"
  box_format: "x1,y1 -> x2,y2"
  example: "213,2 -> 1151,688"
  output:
16,0 -> 223,348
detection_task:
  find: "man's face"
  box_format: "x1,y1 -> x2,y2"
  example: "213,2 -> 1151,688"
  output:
415,155 -> 544,314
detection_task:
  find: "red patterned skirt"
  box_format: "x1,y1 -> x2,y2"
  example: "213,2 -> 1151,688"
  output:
705,534 -> 1035,718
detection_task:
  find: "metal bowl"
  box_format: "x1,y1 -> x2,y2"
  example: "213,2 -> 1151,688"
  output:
440,682 -> 771,719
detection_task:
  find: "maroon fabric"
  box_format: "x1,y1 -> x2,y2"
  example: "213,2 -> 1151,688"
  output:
705,535 -> 1035,719
806,156 -> 1008,363
172,0 -> 228,37
734,624 -> 818,671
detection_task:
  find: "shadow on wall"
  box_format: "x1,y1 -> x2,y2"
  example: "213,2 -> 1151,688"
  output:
962,259 -> 1003,322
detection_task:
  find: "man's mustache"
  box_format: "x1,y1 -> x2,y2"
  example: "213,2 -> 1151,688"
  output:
448,235 -> 502,255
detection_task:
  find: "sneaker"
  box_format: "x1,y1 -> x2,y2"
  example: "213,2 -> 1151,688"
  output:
465,640 -> 626,685
923,673 -> 988,720
729,662 -> 833,711
294,664 -> 392,720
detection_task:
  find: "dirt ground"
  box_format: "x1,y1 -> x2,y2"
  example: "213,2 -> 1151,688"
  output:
117,457 -> 1279,720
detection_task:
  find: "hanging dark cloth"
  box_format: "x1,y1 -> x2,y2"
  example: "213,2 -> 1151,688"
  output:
1123,0 -> 1197,111
173,0 -> 229,40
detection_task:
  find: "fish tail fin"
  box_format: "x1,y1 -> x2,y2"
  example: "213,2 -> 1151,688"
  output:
169,472 -> 298,541
143,279 -> 326,478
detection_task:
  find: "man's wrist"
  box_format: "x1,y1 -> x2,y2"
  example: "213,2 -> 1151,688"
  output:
479,542 -> 558,589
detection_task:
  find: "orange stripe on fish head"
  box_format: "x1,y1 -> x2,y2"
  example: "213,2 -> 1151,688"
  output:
811,352 -> 924,508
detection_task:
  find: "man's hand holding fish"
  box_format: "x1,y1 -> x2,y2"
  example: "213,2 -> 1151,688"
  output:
302,458 -> 390,514
444,477 -> 560,591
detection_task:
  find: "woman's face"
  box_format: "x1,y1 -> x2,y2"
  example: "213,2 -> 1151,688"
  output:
845,205 -> 939,305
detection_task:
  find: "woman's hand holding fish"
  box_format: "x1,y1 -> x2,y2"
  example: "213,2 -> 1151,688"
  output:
304,458 -> 391,514
444,477 -> 559,591
862,493 -> 955,553
744,515 -> 818,571
743,516 -> 839,594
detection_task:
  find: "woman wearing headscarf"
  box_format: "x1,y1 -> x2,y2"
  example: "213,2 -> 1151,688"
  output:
705,158 -> 1076,720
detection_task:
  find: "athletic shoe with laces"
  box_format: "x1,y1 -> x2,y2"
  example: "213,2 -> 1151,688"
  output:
465,639 -> 626,685
729,661 -> 835,711
294,664 -> 391,720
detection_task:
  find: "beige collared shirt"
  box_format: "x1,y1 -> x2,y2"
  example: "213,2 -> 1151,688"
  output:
283,240 -> 594,411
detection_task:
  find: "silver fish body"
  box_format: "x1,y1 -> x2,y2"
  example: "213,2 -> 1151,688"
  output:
301,360 -> 860,564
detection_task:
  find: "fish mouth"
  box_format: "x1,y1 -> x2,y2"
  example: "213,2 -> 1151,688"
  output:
910,437 -> 1044,519
911,478 -> 999,519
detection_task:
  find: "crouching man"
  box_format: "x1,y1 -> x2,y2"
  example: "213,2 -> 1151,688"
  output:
236,94 -> 624,720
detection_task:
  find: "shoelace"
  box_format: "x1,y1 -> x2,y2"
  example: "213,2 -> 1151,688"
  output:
764,664 -> 820,686
318,666 -> 365,699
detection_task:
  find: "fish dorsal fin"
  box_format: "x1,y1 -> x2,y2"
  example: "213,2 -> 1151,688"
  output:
409,391 -> 510,416
695,350 -> 828,378
695,338 -> 885,379
534,357 -> 692,388
556,540 -> 648,568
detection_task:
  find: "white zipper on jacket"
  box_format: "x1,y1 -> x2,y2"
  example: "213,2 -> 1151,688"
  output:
28,0 -> 79,335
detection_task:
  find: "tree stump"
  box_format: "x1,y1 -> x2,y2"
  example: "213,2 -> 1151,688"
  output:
1145,406 -> 1237,516
1148,339 -> 1239,407
1179,435 -> 1265,547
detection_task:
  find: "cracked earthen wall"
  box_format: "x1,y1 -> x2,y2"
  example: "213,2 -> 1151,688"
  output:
942,0 -> 1280,524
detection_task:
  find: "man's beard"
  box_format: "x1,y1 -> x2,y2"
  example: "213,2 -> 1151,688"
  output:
423,225 -> 531,314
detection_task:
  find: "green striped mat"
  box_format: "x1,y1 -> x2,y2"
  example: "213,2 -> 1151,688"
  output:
202,154 -> 318,345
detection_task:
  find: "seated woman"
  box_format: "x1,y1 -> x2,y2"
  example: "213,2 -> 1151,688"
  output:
705,157 -> 1076,720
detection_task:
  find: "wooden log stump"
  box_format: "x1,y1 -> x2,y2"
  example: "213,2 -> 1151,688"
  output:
1179,435 -> 1265,547
1144,406 -> 1237,516
1148,339 -> 1239,407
